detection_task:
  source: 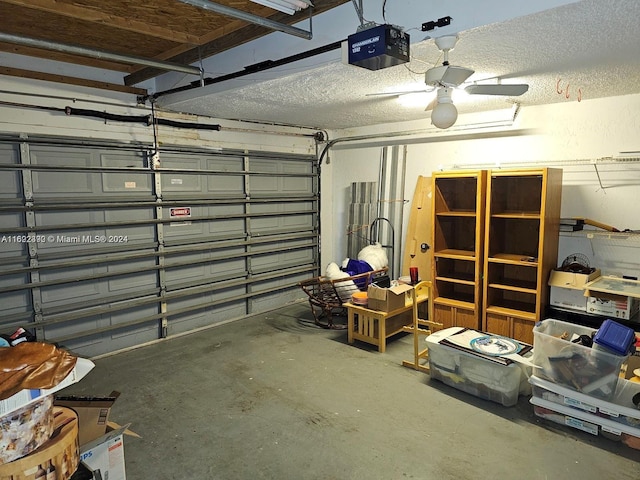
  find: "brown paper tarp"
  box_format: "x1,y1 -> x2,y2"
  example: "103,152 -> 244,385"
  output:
0,342 -> 77,400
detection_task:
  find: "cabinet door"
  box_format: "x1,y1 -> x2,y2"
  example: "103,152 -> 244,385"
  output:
434,303 -> 456,330
484,312 -> 511,338
454,307 -> 479,330
513,318 -> 535,345
434,303 -> 479,330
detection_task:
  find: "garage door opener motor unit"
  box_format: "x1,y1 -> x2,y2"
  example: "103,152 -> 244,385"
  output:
348,24 -> 409,71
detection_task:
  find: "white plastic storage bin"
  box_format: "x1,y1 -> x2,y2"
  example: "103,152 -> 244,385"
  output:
532,319 -> 627,400
531,395 -> 640,450
427,327 -> 532,407
530,375 -> 640,429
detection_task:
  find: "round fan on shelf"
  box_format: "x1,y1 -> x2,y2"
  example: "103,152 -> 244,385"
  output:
560,253 -> 593,274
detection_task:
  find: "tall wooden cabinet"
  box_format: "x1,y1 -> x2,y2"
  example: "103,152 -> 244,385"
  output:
482,168 -> 563,344
431,170 -> 487,330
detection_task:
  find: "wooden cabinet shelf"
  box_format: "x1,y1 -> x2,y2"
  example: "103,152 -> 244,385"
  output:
487,253 -> 539,266
482,168 -> 562,344
434,297 -> 475,309
434,249 -> 475,259
485,305 -> 537,321
436,275 -> 475,286
487,282 -> 537,294
432,171 -> 485,330
490,212 -> 540,219
437,211 -> 477,217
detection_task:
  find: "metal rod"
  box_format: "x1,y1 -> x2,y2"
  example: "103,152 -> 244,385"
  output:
177,0 -> 312,39
0,33 -> 202,76
0,242 -> 316,294
0,208 -> 316,235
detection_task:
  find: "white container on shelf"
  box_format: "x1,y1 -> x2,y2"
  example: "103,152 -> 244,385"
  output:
530,375 -> 640,429
530,395 -> 640,450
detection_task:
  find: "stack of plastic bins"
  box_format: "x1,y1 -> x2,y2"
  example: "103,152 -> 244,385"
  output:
530,319 -> 637,448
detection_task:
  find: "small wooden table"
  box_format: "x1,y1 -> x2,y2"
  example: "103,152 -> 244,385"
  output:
345,295 -> 428,352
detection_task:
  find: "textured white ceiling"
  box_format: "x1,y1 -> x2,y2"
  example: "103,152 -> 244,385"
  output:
160,0 -> 640,130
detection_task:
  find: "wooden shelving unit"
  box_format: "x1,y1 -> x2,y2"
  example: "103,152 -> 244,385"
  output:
431,170 -> 486,330
482,168 -> 563,344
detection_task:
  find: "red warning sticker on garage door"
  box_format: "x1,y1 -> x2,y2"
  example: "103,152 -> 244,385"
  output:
170,207 -> 191,226
170,207 -> 191,218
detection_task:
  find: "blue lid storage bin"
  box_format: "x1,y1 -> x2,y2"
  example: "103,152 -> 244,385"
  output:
593,319 -> 636,356
532,319 -> 628,400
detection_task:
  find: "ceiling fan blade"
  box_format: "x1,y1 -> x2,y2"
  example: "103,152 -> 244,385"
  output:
366,89 -> 431,97
424,97 -> 437,111
465,84 -> 529,96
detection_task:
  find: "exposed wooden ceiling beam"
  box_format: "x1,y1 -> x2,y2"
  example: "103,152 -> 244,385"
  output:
0,66 -> 147,95
0,42 -> 133,71
125,0 -> 350,85
0,0 -> 201,44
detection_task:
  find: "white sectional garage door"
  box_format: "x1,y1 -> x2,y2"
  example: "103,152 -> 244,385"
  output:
0,137 -> 319,357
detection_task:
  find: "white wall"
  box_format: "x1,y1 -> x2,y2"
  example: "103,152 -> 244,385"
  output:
0,77 -> 317,155
322,93 -> 640,279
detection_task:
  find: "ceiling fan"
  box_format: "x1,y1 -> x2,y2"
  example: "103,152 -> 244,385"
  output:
372,35 -> 530,129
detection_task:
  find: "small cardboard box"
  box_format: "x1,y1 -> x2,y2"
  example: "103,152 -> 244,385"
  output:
55,392 -> 120,446
367,283 -> 412,312
79,424 -> 129,480
548,269 -> 601,312
587,293 -> 640,319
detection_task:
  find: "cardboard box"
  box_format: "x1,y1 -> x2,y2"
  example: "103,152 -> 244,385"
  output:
584,275 -> 640,320
55,393 -> 137,480
587,293 -> 640,319
0,358 -> 94,417
548,268 -> 601,312
367,283 -> 412,312
79,424 -> 129,480
55,392 -> 120,446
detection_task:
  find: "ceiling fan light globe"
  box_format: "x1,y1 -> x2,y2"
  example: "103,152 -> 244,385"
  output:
431,102 -> 458,129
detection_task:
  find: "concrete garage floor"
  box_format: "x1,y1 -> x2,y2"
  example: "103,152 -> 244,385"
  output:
61,302 -> 640,480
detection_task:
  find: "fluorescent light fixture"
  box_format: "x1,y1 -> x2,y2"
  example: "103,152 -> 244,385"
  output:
250,0 -> 313,15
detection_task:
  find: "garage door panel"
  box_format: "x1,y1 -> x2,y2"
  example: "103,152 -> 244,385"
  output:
165,252 -> 206,283
0,212 -> 25,235
107,259 -> 158,292
31,148 -> 96,195
104,208 -> 156,242
161,157 -> 202,192
0,144 -> 21,200
249,277 -> 302,312
252,246 -> 314,271
0,272 -> 31,318
0,139 -> 318,356
167,288 -> 247,333
109,305 -> 159,340
40,266 -> 105,305
100,152 -> 151,194
166,249 -> 247,283
206,157 -> 244,193
35,209 -> 103,228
